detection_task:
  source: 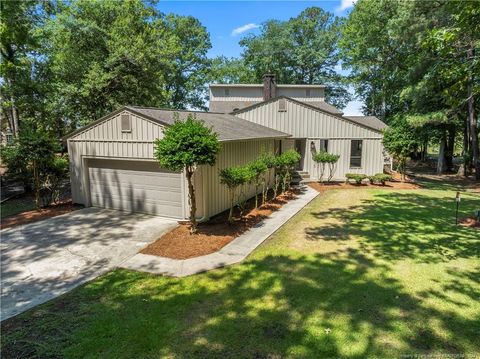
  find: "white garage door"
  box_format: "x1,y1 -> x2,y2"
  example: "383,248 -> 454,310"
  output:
88,159 -> 183,218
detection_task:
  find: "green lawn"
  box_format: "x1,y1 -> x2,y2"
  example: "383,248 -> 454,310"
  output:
0,196 -> 36,218
2,185 -> 479,358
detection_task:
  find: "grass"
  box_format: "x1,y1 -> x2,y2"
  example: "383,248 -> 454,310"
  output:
1,184 -> 479,358
0,195 -> 36,218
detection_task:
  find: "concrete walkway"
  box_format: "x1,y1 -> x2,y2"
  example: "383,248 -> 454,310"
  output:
120,186 -> 319,277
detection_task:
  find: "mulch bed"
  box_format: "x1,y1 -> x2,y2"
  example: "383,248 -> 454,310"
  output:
1,201 -> 82,229
140,190 -> 298,260
308,180 -> 420,193
459,217 -> 480,229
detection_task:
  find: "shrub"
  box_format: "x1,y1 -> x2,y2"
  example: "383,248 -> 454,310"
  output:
275,150 -> 301,194
154,115 -> 220,234
0,127 -> 62,208
346,173 -> 367,185
368,173 -> 393,185
219,166 -> 254,223
42,156 -> 70,205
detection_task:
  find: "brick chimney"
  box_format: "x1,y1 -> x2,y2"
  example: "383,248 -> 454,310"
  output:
263,74 -> 277,100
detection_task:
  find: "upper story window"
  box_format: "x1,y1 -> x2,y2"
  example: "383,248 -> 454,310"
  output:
350,140 -> 363,168
306,89 -> 311,98
224,88 -> 230,96
121,114 -> 132,132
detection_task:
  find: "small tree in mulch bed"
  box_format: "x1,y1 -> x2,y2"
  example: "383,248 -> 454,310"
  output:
247,158 -> 268,208
313,152 -> 340,183
219,166 -> 254,223
154,115 -> 220,234
276,150 -> 301,194
259,153 -> 276,205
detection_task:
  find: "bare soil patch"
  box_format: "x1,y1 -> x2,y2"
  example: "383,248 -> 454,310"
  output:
140,190 -> 298,259
308,180 -> 420,193
1,201 -> 83,229
459,217 -> 480,229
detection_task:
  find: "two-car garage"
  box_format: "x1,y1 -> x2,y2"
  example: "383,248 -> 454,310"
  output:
87,159 -> 183,218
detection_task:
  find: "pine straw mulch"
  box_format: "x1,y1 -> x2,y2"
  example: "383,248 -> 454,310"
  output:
459,217 -> 480,229
1,201 -> 83,229
308,180 -> 420,193
140,190 -> 299,260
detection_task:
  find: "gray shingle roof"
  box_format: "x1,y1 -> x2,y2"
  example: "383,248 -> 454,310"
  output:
343,116 -> 387,131
126,106 -> 289,142
305,101 -> 343,115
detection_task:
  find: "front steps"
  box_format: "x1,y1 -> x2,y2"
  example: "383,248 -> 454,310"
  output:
291,171 -> 314,185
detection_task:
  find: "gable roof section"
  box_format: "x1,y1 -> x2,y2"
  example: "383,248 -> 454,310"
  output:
65,106 -> 289,142
231,95 -> 343,116
343,116 -> 387,131
232,96 -> 384,133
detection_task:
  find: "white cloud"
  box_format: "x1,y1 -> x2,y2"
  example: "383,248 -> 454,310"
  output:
337,0 -> 356,12
231,23 -> 260,36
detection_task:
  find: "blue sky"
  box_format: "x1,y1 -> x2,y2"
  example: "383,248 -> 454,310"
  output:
157,1 -> 362,114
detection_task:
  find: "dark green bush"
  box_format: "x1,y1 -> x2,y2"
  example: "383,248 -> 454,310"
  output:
346,173 -> 367,184
368,173 -> 393,185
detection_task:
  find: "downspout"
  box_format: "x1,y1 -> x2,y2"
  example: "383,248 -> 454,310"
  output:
196,166 -> 209,223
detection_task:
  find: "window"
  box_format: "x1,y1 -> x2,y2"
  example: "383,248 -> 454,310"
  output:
320,139 -> 329,152
306,89 -> 311,98
224,88 -> 230,96
278,98 -> 287,112
350,140 -> 363,168
121,114 -> 131,132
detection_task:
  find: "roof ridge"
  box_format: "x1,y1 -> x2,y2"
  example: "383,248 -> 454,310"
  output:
126,105 -> 227,115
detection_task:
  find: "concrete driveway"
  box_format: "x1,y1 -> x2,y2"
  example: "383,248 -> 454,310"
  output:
1,208 -> 177,321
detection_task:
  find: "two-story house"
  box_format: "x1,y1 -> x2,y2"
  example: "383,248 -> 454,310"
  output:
65,74 -> 387,220
210,74 -> 387,181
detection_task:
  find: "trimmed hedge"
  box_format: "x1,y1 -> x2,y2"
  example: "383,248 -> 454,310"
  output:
368,173 -> 393,185
345,173 -> 367,184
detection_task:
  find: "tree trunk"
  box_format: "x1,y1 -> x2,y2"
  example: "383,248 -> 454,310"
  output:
463,118 -> 470,177
186,169 -> 197,234
467,47 -> 479,180
228,189 -> 235,223
437,132 -> 447,174
445,126 -> 456,172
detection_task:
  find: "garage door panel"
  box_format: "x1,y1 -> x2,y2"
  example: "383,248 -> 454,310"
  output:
88,159 -> 183,218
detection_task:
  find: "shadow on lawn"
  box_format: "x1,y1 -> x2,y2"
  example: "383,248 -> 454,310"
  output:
305,191 -> 480,263
2,249 -> 479,358
2,189 -> 479,358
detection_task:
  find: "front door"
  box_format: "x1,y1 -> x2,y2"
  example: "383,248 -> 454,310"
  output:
294,139 -> 306,170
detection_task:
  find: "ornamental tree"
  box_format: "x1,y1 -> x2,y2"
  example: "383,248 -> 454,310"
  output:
154,115 -> 220,234
219,166 -> 254,223
247,158 -> 268,208
313,152 -> 340,182
382,116 -> 420,181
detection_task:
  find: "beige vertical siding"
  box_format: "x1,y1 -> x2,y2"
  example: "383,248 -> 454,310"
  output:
68,110 -> 277,220
68,110 -> 168,206
304,138 -> 384,180
235,98 -> 384,178
237,99 -> 383,139
198,139 -> 275,218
